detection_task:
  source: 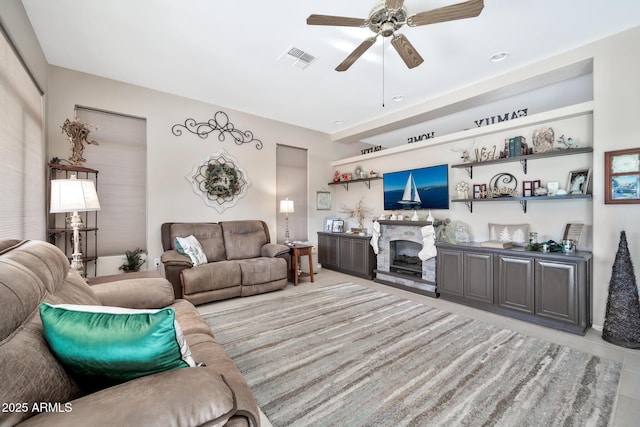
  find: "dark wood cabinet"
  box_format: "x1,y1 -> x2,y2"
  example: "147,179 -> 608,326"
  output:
437,242 -> 592,335
438,249 -> 493,303
436,249 -> 464,297
535,259 -> 583,326
496,255 -> 534,314
318,232 -> 376,279
464,251 -> 494,304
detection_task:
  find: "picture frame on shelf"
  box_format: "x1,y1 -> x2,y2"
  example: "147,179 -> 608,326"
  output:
316,190 -> 331,210
563,223 -> 585,248
325,218 -> 336,232
604,148 -> 640,204
473,184 -> 486,199
567,168 -> 592,195
547,181 -> 559,196
331,219 -> 345,233
522,181 -> 533,197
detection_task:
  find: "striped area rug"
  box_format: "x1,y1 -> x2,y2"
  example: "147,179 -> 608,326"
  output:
203,283 -> 621,426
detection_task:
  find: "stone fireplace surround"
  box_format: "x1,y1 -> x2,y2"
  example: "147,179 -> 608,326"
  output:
374,220 -> 438,297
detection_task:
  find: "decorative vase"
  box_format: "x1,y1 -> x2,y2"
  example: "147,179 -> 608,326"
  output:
457,190 -> 468,200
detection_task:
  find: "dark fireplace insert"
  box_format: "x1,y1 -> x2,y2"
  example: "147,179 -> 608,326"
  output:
390,240 -> 422,277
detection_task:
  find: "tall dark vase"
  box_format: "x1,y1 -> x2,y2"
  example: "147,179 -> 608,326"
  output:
602,231 -> 640,348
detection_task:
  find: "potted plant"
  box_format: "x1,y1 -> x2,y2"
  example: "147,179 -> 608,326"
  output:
119,248 -> 146,273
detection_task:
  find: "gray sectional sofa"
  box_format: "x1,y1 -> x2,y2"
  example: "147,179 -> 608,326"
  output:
161,220 -> 290,305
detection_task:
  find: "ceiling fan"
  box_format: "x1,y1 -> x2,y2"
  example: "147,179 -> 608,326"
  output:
307,0 -> 484,71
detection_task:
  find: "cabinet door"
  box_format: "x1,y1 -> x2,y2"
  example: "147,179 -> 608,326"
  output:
351,238 -> 371,277
497,256 -> 534,314
318,234 -> 339,268
437,249 -> 464,297
535,260 -> 578,325
339,237 -> 354,272
463,252 -> 493,303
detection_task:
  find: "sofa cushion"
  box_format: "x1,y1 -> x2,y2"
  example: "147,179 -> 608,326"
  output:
180,261 -> 241,295
170,223 -> 226,262
221,220 -> 268,260
176,235 -> 208,266
40,303 -> 196,388
238,257 -> 287,286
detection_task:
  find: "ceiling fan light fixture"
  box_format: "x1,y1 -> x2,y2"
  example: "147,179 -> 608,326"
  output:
308,0 -> 484,71
490,51 -> 509,62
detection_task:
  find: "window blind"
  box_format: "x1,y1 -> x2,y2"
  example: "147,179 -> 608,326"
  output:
0,25 -> 45,240
74,107 -> 147,256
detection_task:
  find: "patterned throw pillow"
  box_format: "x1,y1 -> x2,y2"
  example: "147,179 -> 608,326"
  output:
488,223 -> 529,246
175,235 -> 208,266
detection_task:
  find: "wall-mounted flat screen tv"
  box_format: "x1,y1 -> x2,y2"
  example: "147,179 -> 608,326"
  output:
383,164 -> 449,210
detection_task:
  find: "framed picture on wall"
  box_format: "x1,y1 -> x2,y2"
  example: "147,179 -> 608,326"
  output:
605,148 -> 640,204
316,190 -> 331,210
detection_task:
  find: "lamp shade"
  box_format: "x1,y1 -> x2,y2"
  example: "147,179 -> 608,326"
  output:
279,198 -> 294,214
50,176 -> 101,213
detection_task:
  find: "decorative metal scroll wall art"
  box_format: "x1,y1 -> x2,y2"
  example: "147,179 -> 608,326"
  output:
172,111 -> 263,150
187,149 -> 251,212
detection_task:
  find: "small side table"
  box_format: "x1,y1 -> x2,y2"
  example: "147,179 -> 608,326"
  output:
289,244 -> 314,286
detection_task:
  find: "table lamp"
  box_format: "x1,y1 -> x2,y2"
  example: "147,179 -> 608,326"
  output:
50,174 -> 101,278
279,198 -> 294,244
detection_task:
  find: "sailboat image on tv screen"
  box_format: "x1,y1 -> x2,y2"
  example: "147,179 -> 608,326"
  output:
397,172 -> 422,207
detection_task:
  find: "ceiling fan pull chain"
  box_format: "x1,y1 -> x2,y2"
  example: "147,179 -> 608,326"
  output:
382,37 -> 385,108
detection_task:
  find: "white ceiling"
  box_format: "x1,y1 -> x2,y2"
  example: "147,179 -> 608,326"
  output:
21,0 -> 640,147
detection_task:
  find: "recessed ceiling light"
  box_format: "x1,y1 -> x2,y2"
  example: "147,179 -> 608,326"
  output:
490,52 -> 509,62
334,120 -> 344,125
392,95 -> 404,102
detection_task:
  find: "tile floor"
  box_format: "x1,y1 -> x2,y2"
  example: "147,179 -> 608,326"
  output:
198,269 -> 640,427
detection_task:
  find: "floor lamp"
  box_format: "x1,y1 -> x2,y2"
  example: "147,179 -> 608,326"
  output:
279,198 -> 294,245
50,174 -> 101,278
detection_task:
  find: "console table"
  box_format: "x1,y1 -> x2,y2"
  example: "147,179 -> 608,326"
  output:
436,242 -> 592,335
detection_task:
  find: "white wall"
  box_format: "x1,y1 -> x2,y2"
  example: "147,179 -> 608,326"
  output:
329,26 -> 640,329
6,0 -> 638,330
46,66 -> 334,275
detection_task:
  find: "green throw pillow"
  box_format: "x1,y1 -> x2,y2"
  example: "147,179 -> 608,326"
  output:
40,303 -> 197,388
175,235 -> 208,266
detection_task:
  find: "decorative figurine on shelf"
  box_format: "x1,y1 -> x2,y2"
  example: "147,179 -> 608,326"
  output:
557,135 -> 580,149
333,171 -> 340,182
455,181 -> 469,199
532,127 -> 555,153
62,118 -> 99,166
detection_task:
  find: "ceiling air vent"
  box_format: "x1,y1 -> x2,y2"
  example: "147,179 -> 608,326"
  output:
278,46 -> 317,69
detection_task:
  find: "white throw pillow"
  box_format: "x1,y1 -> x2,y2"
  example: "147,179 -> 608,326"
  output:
175,235 -> 208,266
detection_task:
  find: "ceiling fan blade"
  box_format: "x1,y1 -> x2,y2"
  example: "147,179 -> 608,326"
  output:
385,0 -> 405,10
336,37 -> 377,72
391,34 -> 424,69
307,14 -> 366,27
408,0 -> 484,27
